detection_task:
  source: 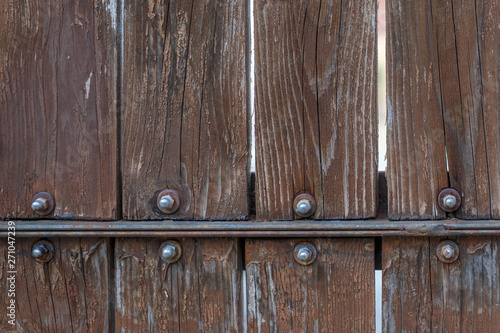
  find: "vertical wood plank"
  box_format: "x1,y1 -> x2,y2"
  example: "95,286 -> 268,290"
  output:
115,238 -> 242,332
246,238 -> 375,332
386,0 -> 500,219
122,0 -> 248,220
0,238 -> 111,332
254,0 -> 378,220
0,0 -> 119,219
383,237 -> 500,332
382,237 -> 432,332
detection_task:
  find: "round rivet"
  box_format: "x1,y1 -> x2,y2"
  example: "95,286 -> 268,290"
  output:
293,193 -> 316,218
159,240 -> 182,263
294,242 -> 317,265
31,192 -> 55,216
437,188 -> 461,212
31,240 -> 54,263
157,190 -> 180,214
436,240 -> 459,264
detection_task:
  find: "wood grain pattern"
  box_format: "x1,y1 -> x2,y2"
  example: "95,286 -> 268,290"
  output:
386,0 -> 500,219
122,0 -> 248,220
254,0 -> 378,220
383,237 -> 500,332
246,238 -> 375,332
115,238 -> 242,332
0,0 -> 119,219
0,238 -> 111,332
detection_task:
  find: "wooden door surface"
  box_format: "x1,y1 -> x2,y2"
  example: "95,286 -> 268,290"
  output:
1,0 -> 499,332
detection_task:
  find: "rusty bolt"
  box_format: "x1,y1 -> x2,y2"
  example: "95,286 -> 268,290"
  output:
293,193 -> 316,218
437,188 -> 461,212
159,240 -> 182,263
436,240 -> 459,263
294,242 -> 317,265
31,192 -> 55,216
157,189 -> 180,214
31,240 -> 54,263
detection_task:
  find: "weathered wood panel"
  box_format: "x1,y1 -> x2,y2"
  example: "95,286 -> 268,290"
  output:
254,0 -> 378,220
0,238 -> 111,332
122,0 -> 248,220
386,0 -> 500,219
0,0 -> 119,219
382,237 -> 432,332
383,237 -> 500,332
115,238 -> 242,332
246,238 -> 375,332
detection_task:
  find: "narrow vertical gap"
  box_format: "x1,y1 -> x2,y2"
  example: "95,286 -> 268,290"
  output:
249,0 -> 256,174
239,238 -> 247,333
376,2 -> 386,332
375,269 -> 382,333
378,0 -> 387,172
108,237 -> 116,332
115,0 -> 124,220
375,236 -> 382,333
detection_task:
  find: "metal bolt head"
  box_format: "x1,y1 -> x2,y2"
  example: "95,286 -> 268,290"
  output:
294,242 -> 317,265
157,190 -> 180,214
297,200 -> 312,215
159,195 -> 174,210
436,240 -> 459,264
437,188 -> 461,212
443,195 -> 457,210
293,193 -> 316,218
31,240 -> 55,263
159,240 -> 182,263
31,192 -> 55,215
297,247 -> 313,262
161,245 -> 176,261
31,198 -> 48,212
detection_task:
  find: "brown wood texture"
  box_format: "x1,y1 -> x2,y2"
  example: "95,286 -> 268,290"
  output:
115,238 -> 242,332
0,0 -> 119,219
383,237 -> 500,332
0,238 -> 111,332
386,0 -> 500,220
246,238 -> 375,332
122,0 -> 248,220
254,0 -> 378,220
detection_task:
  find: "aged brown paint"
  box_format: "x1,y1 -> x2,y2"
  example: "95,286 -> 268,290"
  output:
383,237 -> 500,332
386,0 -> 500,219
121,0 -> 248,220
254,0 -> 378,220
246,238 -> 375,332
0,0 -> 119,219
0,238 -> 111,332
115,238 -> 242,332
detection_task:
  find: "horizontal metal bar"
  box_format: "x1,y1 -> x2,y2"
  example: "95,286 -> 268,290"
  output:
2,218 -> 500,237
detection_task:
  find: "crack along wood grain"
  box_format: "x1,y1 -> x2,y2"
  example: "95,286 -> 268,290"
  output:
254,0 -> 378,220
0,0 -> 119,219
0,238 -> 111,332
122,0 -> 248,220
383,237 -> 500,332
115,238 -> 242,332
386,0 -> 500,219
246,238 -> 375,332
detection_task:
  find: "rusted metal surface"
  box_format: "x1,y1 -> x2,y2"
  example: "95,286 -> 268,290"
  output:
3,219 -> 500,237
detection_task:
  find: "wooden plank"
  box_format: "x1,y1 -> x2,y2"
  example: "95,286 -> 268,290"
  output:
115,238 -> 242,332
383,237 -> 500,332
122,0 -> 248,220
382,237 -> 432,332
0,0 -> 119,219
246,238 -> 375,332
0,238 -> 111,331
386,0 -> 500,219
254,0 -> 378,220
